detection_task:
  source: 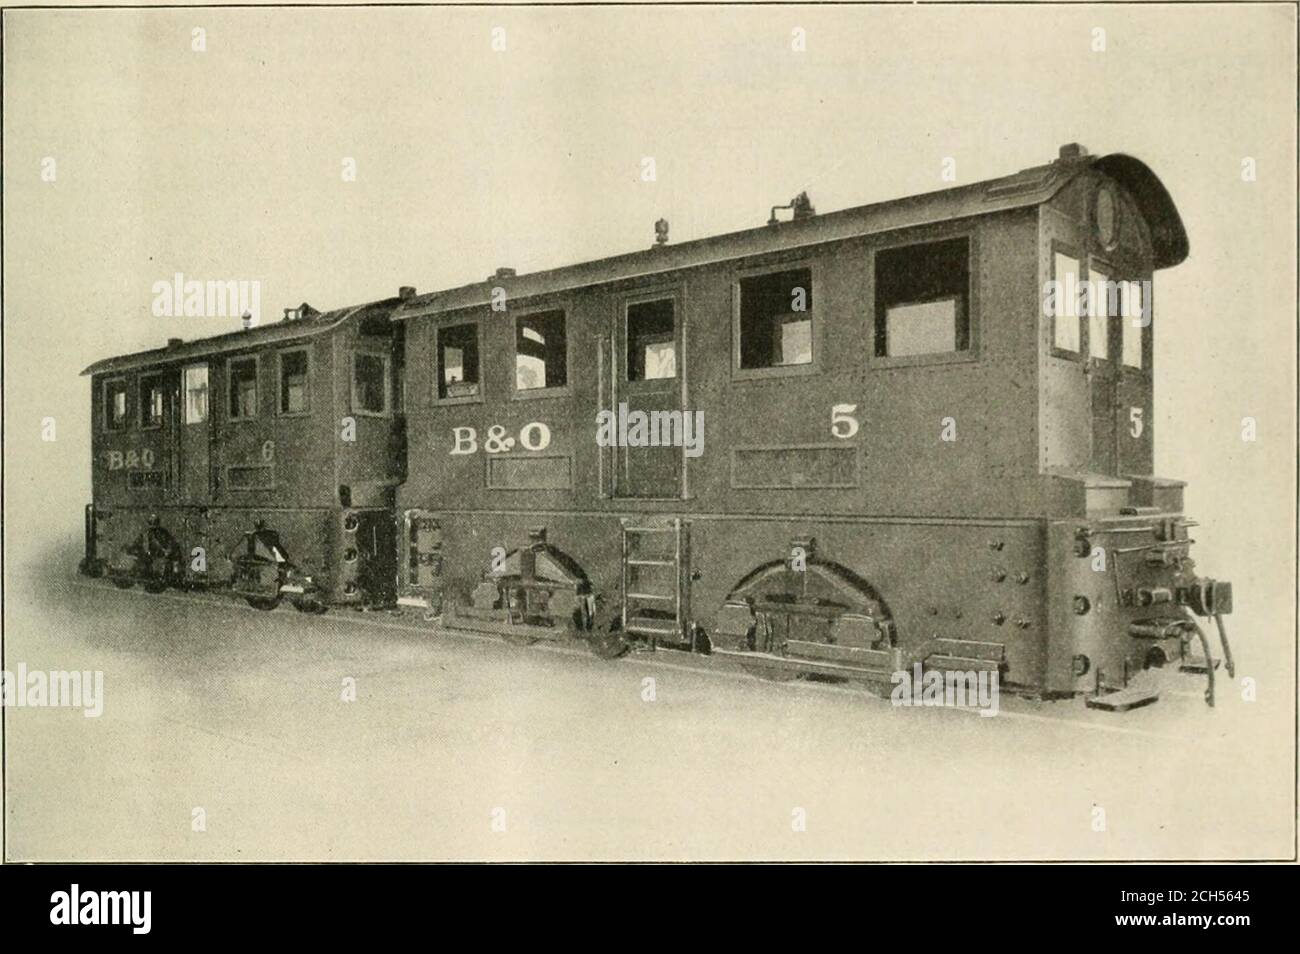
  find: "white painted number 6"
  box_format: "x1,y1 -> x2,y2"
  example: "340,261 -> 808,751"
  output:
831,404 -> 859,440
1129,407 -> 1143,439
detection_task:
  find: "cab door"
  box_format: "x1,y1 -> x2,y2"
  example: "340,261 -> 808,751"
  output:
614,292 -> 685,499
179,363 -> 211,502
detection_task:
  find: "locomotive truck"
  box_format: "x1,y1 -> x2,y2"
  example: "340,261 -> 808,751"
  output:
80,143 -> 1234,710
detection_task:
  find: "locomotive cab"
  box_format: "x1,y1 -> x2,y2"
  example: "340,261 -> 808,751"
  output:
81,297 -> 405,611
1034,146 -> 1232,706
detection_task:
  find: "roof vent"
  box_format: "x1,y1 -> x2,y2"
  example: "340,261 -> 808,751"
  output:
166,337 -> 184,349
1058,143 -> 1089,161
767,191 -> 815,226
241,311 -> 253,331
490,267 -> 517,282
399,285 -> 416,300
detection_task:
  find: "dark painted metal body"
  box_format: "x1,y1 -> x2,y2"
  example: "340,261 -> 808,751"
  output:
80,146 -> 1231,705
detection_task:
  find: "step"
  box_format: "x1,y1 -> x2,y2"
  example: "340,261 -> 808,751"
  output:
1085,685 -> 1161,712
626,592 -> 674,602
624,623 -> 680,637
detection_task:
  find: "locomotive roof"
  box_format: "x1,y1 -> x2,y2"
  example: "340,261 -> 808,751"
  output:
81,298 -> 397,376
83,147 -> 1187,376
392,151 -> 1187,321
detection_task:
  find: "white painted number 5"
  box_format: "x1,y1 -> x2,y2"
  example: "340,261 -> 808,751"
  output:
831,404 -> 859,440
1129,407 -> 1143,438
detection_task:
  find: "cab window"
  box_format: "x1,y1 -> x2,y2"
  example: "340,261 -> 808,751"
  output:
437,323 -> 481,400
1088,265 -> 1113,360
738,268 -> 813,369
1051,252 -> 1082,353
627,298 -> 677,381
875,238 -> 970,358
279,350 -> 310,415
514,310 -> 568,392
104,378 -> 129,431
1122,280 -> 1146,368
183,365 -> 209,424
353,352 -> 389,415
228,357 -> 259,420
139,375 -> 165,428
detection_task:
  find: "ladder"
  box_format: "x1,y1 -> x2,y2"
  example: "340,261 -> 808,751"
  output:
620,517 -> 689,647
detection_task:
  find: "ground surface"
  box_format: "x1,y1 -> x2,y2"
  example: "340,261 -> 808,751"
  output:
2,545 -> 1294,861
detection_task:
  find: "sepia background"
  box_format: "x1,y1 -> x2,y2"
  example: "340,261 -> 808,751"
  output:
2,3 -> 1296,860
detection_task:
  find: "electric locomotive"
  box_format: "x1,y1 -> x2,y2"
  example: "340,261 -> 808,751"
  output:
80,299 -> 404,613
80,143 -> 1234,709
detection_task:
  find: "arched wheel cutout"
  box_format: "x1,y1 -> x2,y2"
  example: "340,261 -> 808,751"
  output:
245,595 -> 281,611
466,531 -> 599,650
715,553 -> 896,671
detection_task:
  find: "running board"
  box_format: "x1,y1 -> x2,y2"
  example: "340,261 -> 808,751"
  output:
712,646 -> 898,684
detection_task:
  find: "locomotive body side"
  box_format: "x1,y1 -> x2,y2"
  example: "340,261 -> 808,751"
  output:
394,204 -> 1057,678
393,147 -> 1232,704
82,300 -> 402,610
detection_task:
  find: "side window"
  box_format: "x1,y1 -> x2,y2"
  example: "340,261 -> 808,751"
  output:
183,365 -> 209,424
875,238 -> 970,358
279,350 -> 310,415
437,324 -> 481,400
139,375 -> 165,428
627,299 -> 677,381
228,357 -> 259,420
1088,265 -> 1112,360
515,310 -> 568,391
104,378 -> 129,431
352,352 -> 389,415
738,268 -> 813,370
1051,251 -> 1082,353
1122,280 -> 1146,369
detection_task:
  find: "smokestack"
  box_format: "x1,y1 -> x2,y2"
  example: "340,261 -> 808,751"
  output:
399,286 -> 416,300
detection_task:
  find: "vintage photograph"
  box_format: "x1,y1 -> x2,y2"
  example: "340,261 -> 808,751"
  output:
2,2 -> 1296,866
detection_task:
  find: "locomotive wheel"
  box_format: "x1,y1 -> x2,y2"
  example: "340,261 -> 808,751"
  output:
589,621 -> 630,660
245,595 -> 281,611
142,580 -> 168,594
111,576 -> 135,590
292,598 -> 328,614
